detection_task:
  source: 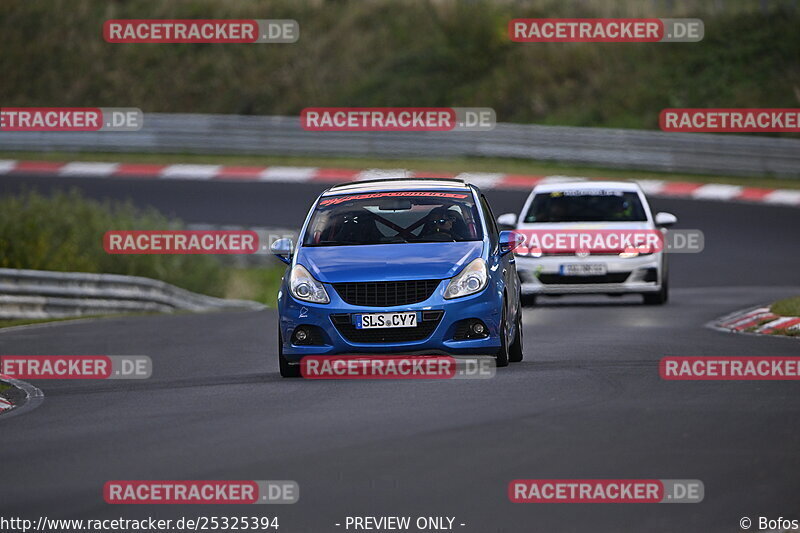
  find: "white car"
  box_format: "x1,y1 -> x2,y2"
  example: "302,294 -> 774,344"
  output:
497,181 -> 677,305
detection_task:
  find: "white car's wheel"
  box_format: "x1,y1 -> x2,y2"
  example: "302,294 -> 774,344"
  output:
643,280 -> 668,305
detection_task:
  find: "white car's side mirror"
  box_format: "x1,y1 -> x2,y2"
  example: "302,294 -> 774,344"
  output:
497,213 -> 517,227
655,212 -> 678,227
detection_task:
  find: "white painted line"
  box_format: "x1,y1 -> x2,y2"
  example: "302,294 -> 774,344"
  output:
0,160 -> 17,174
691,183 -> 743,200
755,316 -> 796,332
161,164 -> 222,180
258,166 -> 317,182
455,172 -> 504,189
726,310 -> 774,329
356,169 -> 412,181
731,307 -> 771,320
59,162 -> 120,176
764,189 -> 800,205
635,180 -> 667,195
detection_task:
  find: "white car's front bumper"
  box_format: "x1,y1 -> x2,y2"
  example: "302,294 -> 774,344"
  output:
515,253 -> 663,295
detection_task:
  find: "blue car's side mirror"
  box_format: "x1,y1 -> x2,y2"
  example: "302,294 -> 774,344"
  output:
498,231 -> 522,256
270,238 -> 294,265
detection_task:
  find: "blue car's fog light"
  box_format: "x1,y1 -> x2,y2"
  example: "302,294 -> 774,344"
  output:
291,325 -> 326,346
453,319 -> 490,340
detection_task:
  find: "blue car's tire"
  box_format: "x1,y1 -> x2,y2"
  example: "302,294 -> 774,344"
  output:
508,311 -> 524,363
278,329 -> 301,378
495,304 -> 510,368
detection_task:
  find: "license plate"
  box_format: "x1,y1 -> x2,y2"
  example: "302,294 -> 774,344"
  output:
560,263 -> 607,276
355,312 -> 418,329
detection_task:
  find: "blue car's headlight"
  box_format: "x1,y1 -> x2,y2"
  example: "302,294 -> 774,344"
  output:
290,264 -> 330,304
444,258 -> 488,299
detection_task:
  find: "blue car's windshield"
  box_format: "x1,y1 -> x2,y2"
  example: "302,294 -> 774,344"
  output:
303,191 -> 484,246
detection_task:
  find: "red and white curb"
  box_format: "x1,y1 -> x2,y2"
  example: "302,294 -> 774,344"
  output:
0,396 -> 12,413
2,159 -> 800,206
714,306 -> 800,336
0,374 -> 45,419
0,374 -> 16,414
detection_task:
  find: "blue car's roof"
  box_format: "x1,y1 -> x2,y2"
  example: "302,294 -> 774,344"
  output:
322,178 -> 472,196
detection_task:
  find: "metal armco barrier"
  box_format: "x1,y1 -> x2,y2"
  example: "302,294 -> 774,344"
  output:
0,268 -> 264,320
1,113 -> 799,178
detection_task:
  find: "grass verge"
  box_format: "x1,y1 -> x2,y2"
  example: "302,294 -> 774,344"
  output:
771,296 -> 800,317
4,151 -> 800,191
0,315 -> 114,330
225,266 -> 286,309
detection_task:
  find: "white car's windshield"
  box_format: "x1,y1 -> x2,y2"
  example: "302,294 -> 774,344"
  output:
524,190 -> 647,223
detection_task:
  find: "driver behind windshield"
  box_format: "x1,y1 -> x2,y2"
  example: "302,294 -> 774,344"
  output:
607,196 -> 634,220
332,210 -> 383,244
418,207 -> 468,241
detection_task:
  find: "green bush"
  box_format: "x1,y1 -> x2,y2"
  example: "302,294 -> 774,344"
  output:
0,189 -> 227,296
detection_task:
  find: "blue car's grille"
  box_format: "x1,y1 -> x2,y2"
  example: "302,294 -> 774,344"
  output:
331,310 -> 443,344
333,279 -> 441,307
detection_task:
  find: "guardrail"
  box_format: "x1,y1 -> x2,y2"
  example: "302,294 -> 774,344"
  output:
1,113 -> 799,178
0,268 -> 265,320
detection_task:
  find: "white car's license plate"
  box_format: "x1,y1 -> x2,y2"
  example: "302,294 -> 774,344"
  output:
560,263 -> 607,276
355,312 -> 418,329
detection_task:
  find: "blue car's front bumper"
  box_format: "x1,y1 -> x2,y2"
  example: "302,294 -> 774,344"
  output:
278,280 -> 503,362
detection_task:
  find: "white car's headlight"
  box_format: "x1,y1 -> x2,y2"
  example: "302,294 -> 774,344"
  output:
289,264 -> 330,304
444,258 -> 488,299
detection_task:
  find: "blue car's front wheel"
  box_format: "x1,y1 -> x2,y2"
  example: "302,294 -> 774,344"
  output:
496,303 -> 510,368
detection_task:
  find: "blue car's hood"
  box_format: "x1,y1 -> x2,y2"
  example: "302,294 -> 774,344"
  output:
297,242 -> 484,283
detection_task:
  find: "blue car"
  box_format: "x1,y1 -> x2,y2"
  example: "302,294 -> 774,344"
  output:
271,178 -> 524,377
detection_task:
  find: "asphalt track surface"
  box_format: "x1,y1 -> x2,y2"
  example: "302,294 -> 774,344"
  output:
1,173 -> 799,533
